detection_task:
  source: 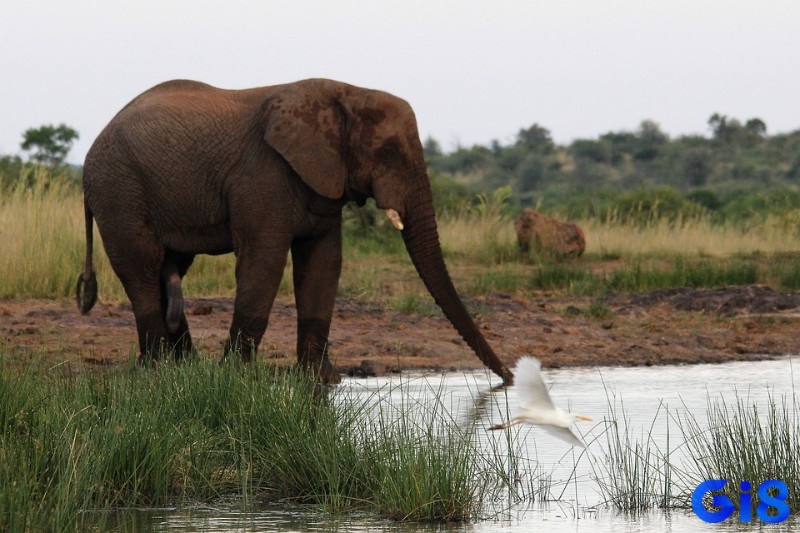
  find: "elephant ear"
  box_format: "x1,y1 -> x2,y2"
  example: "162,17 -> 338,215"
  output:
262,83 -> 347,199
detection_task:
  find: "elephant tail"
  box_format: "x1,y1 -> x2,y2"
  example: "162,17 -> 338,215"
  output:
76,197 -> 98,314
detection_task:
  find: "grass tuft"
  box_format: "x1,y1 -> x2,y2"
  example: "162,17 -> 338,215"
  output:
678,390 -> 800,514
591,384 -> 800,517
592,393 -> 675,514
0,355 -> 510,529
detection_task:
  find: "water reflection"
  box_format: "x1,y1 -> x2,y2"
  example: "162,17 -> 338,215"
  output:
111,357 -> 798,532
107,504 -> 476,532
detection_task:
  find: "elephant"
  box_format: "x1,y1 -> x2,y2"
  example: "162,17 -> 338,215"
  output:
76,78 -> 514,385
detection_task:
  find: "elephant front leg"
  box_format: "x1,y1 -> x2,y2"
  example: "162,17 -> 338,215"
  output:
291,226 -> 342,384
225,241 -> 290,362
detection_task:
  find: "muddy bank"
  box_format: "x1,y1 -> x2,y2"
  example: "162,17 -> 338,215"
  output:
2,285 -> 799,376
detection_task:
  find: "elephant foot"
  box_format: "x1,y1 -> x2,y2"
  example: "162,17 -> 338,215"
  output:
305,359 -> 341,384
169,327 -> 194,361
222,334 -> 258,363
138,350 -> 161,367
137,335 -> 195,366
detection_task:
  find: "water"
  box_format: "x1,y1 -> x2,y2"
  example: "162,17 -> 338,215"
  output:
119,358 -> 800,531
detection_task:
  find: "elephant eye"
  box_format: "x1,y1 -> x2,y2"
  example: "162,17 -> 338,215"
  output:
375,137 -> 405,168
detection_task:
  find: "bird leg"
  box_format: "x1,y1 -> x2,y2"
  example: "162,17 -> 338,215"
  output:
488,417 -> 524,431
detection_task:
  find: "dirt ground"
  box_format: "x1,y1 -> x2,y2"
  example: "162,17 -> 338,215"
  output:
2,285 -> 800,377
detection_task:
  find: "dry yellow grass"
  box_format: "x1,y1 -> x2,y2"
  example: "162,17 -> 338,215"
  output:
437,214 -> 517,262
438,212 -> 800,263
0,172 -> 122,300
580,215 -> 800,257
3,171 -> 800,302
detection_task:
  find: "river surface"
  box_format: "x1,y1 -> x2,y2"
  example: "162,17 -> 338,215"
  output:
117,357 -> 800,532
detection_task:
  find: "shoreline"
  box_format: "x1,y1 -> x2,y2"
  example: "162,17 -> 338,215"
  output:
3,285 -> 799,376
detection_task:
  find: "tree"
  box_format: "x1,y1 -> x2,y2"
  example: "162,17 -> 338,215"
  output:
517,154 -> 548,192
516,124 -> 554,153
20,123 -> 79,166
708,113 -> 732,141
709,114 -> 767,147
570,139 -> 611,163
633,120 -> 668,160
0,154 -> 25,190
745,118 -> 767,138
423,136 -> 442,159
681,147 -> 712,187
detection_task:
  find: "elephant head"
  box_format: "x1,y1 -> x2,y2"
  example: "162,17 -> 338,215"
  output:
263,80 -> 514,384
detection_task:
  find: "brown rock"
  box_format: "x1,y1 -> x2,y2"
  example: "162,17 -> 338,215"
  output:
514,208 -> 586,259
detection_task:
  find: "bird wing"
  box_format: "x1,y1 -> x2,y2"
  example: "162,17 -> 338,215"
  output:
540,425 -> 586,448
513,356 -> 555,411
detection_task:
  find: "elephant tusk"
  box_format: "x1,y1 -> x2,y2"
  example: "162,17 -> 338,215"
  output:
386,209 -> 404,231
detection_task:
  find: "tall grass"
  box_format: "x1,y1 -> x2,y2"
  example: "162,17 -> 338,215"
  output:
3,168 -> 800,303
678,390 -> 800,513
0,355 -> 511,530
592,395 -> 674,514
581,212 -> 800,258
439,213 -> 518,264
592,387 -> 800,517
0,170 -> 93,299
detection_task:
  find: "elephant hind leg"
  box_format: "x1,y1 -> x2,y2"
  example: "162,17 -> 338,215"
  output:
124,278 -> 171,364
100,223 -> 179,363
101,255 -> 165,363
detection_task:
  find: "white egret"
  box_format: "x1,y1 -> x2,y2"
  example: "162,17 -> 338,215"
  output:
489,356 -> 591,447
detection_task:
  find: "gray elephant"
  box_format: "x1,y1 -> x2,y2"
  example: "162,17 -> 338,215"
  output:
76,78 -> 513,385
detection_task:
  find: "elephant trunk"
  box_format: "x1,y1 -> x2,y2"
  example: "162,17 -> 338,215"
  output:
399,179 -> 514,385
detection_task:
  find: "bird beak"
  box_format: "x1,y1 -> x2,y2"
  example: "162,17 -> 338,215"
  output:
575,415 -> 592,421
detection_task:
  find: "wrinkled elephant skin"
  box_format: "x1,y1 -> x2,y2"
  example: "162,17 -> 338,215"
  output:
76,79 -> 513,385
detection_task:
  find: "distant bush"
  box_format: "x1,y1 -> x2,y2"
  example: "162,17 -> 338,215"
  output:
609,188 -> 708,225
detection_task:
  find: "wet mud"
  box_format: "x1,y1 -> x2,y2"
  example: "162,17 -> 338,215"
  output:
2,285 -> 799,376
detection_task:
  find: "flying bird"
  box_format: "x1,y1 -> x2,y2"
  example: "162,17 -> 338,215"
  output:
489,356 -> 591,447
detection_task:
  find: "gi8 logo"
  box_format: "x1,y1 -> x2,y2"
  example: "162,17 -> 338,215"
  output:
692,479 -> 790,523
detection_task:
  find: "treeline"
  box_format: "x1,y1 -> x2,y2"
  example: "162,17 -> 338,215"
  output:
424,114 -> 800,223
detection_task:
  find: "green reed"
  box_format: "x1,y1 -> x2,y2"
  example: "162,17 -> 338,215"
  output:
592,394 -> 675,514
678,389 -> 800,514
592,383 -> 799,516
0,355 -> 514,531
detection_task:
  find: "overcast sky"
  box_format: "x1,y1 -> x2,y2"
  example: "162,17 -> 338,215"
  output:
2,1 -> 799,164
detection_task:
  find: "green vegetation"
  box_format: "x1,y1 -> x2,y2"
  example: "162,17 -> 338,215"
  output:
0,356 -> 524,530
592,390 -> 800,516
679,391 -> 800,514
425,114 -> 800,224
3,349 -> 797,528
593,397 -> 673,513
20,123 -> 79,168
